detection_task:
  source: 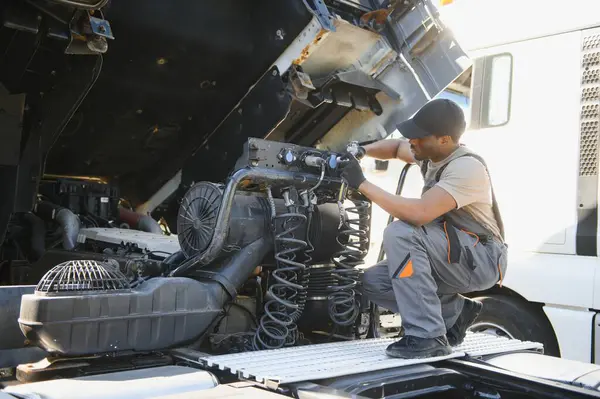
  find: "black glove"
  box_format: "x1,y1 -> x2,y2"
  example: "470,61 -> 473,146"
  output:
340,155 -> 366,190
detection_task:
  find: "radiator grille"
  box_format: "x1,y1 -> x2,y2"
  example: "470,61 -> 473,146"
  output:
579,34 -> 600,177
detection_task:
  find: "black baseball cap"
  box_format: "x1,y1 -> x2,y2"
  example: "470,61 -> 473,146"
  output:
397,98 -> 466,140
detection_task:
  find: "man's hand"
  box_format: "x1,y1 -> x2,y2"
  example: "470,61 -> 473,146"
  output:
340,155 -> 366,190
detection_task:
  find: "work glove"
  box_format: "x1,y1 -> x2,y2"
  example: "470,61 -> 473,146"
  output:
340,155 -> 366,190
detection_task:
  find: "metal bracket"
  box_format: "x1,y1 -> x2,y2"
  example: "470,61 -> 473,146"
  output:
65,11 -> 114,55
290,66 -> 316,101
302,0 -> 336,32
292,71 -> 388,115
315,70 -> 401,100
89,16 -> 114,39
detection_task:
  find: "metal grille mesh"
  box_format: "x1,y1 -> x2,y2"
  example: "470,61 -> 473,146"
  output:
579,36 -> 600,177
583,34 -> 600,51
581,68 -> 600,85
583,52 -> 600,68
36,260 -> 130,293
582,87 -> 600,102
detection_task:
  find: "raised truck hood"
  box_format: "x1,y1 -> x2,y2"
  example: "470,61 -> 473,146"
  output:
0,0 -> 469,231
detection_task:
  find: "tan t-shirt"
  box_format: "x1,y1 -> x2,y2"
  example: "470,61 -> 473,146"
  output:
418,146 -> 502,240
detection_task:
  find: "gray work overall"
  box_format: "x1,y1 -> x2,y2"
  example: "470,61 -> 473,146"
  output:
361,149 -> 508,339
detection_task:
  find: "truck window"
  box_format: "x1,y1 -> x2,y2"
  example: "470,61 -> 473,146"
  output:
470,53 -> 513,128
486,54 -> 513,126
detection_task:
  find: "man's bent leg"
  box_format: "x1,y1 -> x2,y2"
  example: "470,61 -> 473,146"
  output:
421,222 -> 503,346
361,260 -> 399,314
439,293 -> 465,330
382,220 -> 451,358
383,220 -> 446,339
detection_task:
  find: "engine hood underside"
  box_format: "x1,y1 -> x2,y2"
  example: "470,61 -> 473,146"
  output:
0,0 -> 469,216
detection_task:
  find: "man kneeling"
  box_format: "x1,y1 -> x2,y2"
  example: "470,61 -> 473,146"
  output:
340,99 -> 508,359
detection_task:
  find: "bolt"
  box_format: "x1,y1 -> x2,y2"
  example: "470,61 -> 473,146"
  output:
272,70 -> 278,76
238,108 -> 243,114
251,160 -> 259,167
99,25 -> 106,33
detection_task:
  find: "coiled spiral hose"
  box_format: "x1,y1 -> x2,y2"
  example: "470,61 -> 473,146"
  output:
328,199 -> 370,326
253,193 -> 309,350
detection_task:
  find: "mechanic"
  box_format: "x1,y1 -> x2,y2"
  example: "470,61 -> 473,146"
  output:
340,98 -> 507,359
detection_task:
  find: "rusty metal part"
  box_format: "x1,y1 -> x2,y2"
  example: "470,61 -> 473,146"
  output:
293,28 -> 331,66
359,9 -> 392,32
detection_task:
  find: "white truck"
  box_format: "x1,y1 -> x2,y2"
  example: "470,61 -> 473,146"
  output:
3,0 -> 600,398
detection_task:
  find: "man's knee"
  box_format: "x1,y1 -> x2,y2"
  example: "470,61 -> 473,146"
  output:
361,265 -> 387,297
361,267 -> 379,295
383,220 -> 418,248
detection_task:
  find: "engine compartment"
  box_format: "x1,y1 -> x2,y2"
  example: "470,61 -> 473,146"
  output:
10,137 -> 376,373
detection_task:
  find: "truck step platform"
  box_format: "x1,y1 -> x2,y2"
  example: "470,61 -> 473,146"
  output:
199,332 -> 543,388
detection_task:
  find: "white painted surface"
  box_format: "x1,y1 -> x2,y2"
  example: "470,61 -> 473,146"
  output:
463,31 -> 583,256
544,306 -> 595,362
3,366 -> 218,399
501,251 -> 596,309
78,228 -> 181,255
486,352 -> 600,385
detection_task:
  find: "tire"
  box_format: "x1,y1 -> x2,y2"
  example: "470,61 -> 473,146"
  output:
469,294 -> 560,357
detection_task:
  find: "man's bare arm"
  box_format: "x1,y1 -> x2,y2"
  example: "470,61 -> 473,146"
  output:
357,182 -> 456,226
363,139 -> 415,164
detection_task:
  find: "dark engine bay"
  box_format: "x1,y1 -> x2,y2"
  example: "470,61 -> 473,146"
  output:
18,138 -> 374,358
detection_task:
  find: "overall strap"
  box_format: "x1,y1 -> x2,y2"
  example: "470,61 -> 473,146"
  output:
420,160 -> 429,178
434,154 -> 505,241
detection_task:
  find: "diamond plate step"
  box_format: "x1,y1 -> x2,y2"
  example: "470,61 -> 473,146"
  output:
199,332 -> 543,387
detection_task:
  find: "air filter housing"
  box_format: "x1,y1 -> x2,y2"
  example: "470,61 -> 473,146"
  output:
176,182 -> 272,259
18,260 -> 222,355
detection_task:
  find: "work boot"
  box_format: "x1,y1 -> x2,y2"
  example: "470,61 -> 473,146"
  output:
385,335 -> 452,359
447,298 -> 483,346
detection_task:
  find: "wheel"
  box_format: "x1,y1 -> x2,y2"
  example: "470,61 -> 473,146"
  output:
469,294 -> 560,357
